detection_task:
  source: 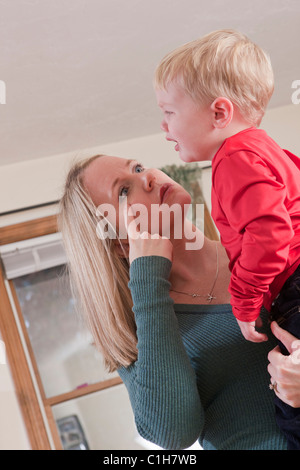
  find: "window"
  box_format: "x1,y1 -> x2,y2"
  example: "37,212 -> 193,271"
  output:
0,216 -> 144,450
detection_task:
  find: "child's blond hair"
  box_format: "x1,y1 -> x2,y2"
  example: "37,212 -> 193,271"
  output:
154,29 -> 274,126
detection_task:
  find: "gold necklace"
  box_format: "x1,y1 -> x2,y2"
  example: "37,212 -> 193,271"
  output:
170,243 -> 219,303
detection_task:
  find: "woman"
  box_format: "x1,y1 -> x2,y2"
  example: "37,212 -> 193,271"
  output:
59,154 -> 300,450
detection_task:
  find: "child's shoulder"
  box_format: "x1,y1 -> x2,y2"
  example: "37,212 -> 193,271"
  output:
214,127 -> 276,165
212,127 -> 278,176
224,127 -> 270,155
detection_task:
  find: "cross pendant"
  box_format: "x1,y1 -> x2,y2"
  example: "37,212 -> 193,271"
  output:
207,294 -> 216,302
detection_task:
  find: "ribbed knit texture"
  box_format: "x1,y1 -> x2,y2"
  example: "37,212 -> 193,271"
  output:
118,256 -> 287,450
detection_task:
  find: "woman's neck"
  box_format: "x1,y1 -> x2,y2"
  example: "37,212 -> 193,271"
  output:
168,224 -> 231,305
169,222 -> 213,285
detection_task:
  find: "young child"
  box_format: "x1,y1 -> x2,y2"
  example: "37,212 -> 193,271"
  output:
154,29 -> 300,449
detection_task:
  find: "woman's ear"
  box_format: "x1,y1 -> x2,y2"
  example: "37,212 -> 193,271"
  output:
210,97 -> 234,128
113,238 -> 129,259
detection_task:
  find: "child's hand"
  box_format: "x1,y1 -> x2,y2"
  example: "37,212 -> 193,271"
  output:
236,317 -> 268,343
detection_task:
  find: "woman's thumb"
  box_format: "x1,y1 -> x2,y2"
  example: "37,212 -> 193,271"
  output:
271,321 -> 297,354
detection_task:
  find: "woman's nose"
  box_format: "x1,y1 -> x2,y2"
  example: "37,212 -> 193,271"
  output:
142,170 -> 155,191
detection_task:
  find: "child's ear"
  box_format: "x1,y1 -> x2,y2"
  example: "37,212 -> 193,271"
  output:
210,97 -> 233,128
113,238 -> 129,259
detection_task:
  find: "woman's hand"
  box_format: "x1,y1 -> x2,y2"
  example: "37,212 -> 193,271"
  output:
268,322 -> 300,408
124,204 -> 173,264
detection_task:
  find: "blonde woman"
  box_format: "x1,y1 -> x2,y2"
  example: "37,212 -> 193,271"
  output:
59,154 -> 299,450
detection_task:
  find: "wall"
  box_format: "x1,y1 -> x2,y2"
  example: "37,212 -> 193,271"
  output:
0,102 -> 299,449
0,103 -> 299,223
0,133 -> 187,217
0,333 -> 30,449
262,103 -> 300,153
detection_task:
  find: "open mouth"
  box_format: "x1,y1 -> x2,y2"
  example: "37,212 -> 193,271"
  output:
160,183 -> 173,204
166,137 -> 179,152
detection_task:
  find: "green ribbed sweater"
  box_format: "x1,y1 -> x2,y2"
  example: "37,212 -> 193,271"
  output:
118,256 -> 287,450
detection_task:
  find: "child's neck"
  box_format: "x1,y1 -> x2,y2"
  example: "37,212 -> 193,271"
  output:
225,110 -> 255,139
214,115 -> 255,157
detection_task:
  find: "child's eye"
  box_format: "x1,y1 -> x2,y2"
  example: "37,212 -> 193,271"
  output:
164,111 -> 173,116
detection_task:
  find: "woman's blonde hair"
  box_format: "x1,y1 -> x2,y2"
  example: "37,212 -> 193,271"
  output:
58,155 -> 137,372
154,29 -> 274,126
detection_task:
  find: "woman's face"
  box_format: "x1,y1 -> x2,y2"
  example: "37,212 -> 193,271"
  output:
82,155 -> 191,238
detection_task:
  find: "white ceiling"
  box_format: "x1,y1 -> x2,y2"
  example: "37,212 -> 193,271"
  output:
1,0 -> 300,166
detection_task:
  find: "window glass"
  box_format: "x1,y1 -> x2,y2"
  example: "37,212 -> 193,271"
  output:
13,266 -> 116,398
52,385 -> 146,450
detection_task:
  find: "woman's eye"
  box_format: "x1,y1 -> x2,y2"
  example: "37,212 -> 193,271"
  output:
134,163 -> 145,173
119,186 -> 129,197
119,164 -> 144,197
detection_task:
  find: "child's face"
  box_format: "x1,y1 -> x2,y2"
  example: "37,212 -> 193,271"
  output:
156,83 -> 218,162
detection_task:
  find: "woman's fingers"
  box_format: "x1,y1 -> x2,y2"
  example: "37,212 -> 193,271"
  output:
124,204 -> 173,263
268,322 -> 300,407
271,321 -> 300,357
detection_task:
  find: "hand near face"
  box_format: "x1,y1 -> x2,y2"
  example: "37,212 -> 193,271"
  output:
124,204 -> 173,265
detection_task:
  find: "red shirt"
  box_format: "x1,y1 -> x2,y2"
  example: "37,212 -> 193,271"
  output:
211,127 -> 300,322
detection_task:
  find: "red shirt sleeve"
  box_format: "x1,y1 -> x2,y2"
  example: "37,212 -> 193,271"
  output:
214,150 -> 294,322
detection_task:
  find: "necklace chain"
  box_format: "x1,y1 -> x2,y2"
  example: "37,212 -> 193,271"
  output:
170,243 -> 219,303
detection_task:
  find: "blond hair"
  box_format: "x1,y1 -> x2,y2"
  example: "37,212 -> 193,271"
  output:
58,155 -> 137,372
154,29 -> 274,126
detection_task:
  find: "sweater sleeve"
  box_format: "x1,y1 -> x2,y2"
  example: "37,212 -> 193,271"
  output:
214,151 -> 294,322
118,256 -> 203,450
